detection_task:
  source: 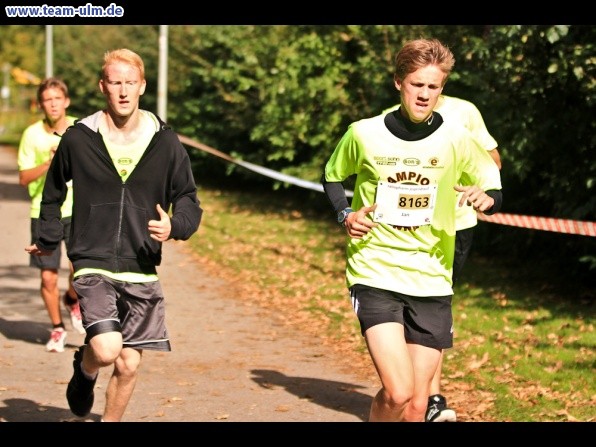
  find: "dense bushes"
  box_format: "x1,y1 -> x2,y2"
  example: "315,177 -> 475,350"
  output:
1,24 -> 593,281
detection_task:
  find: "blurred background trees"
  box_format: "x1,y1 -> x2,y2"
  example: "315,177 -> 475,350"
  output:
0,24 -> 593,283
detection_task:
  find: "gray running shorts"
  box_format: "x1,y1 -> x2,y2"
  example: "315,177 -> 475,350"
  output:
349,284 -> 453,349
73,274 -> 171,351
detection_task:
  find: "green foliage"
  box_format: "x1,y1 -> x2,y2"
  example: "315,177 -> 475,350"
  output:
469,25 -> 596,270
51,25 -> 159,117
0,26 -> 46,115
0,25 -> 45,79
1,24 -> 593,275
252,28 -> 352,178
164,26 -> 281,185
478,26 -> 594,218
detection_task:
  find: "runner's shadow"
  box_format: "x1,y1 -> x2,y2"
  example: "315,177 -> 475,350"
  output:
0,264 -> 36,283
0,317 -> 80,349
0,398 -> 99,422
250,369 -> 372,421
0,263 -> 79,348
0,180 -> 29,201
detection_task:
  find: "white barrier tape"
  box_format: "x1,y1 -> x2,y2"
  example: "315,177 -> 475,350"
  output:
178,134 -> 353,196
179,134 -> 593,237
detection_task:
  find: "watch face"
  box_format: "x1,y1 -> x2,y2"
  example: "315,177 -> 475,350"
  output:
338,208 -> 353,224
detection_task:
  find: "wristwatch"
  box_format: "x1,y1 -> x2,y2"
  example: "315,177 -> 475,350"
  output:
337,207 -> 354,226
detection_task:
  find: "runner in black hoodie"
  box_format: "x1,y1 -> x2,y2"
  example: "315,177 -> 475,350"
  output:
26,48 -> 203,422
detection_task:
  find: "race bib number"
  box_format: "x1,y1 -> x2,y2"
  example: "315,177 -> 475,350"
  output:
373,181 -> 437,227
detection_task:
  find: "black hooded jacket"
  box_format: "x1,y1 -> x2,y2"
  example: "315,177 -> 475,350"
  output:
36,110 -> 203,275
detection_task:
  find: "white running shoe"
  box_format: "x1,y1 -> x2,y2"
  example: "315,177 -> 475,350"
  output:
64,294 -> 86,335
46,327 -> 67,353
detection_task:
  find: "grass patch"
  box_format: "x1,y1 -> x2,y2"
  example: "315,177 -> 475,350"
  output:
191,185 -> 596,421
189,185 -> 594,422
4,106 -> 592,421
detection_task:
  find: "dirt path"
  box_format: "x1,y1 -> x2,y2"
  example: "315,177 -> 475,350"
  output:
0,143 -> 380,422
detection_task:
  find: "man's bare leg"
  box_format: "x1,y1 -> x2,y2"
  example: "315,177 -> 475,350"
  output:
102,348 -> 143,422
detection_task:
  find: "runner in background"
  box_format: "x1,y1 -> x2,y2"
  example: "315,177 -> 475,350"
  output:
17,77 -> 84,353
429,95 -> 501,421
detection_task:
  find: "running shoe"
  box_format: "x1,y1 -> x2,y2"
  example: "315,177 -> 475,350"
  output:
63,293 -> 85,335
425,394 -> 457,422
46,327 -> 67,353
66,346 -> 97,417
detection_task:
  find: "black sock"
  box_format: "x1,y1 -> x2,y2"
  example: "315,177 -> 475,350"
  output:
53,322 -> 65,330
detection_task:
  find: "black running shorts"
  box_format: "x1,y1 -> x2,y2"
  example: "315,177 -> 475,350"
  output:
350,284 -> 453,349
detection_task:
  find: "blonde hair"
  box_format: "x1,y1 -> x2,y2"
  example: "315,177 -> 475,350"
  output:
102,48 -> 145,80
394,38 -> 455,86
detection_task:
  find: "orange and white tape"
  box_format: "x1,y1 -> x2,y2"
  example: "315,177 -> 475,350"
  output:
478,213 -> 596,237
177,134 -> 595,238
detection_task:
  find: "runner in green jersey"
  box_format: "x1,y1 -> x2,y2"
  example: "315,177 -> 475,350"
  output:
322,38 -> 503,422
